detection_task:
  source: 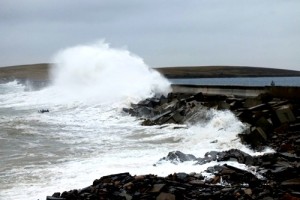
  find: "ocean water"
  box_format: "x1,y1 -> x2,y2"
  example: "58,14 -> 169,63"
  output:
171,76 -> 300,86
0,42 -> 273,200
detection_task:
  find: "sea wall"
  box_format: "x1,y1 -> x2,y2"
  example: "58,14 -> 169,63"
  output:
172,84 -> 300,100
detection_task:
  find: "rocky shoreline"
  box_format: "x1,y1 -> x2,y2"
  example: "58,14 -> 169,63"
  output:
47,91 -> 300,200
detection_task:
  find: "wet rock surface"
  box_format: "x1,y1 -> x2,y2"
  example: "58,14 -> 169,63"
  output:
47,159 -> 300,200
124,92 -> 300,153
48,92 -> 300,200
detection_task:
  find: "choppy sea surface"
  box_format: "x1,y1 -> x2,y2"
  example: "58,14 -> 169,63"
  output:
2,79 -> 266,200
0,42 -> 278,200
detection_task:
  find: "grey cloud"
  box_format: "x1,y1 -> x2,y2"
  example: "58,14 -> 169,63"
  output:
0,0 -> 299,69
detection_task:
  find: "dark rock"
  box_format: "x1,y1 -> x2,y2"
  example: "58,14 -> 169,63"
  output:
48,92 -> 300,200
255,117 -> 274,136
217,149 -> 255,165
281,193 -> 300,200
123,108 -> 135,116
244,98 -> 262,108
276,105 -> 296,124
290,123 -> 300,132
258,92 -> 273,103
169,110 -> 184,124
196,151 -> 218,165
279,152 -> 300,161
138,99 -> 154,108
175,173 -> 188,182
46,196 -> 65,200
193,92 -> 204,102
236,110 -> 255,125
206,165 -> 226,174
137,107 -> 154,118
239,127 -> 268,150
52,192 -> 61,198
189,179 -> 205,186
156,192 -> 176,200
142,110 -> 172,125
149,184 -> 165,193
38,109 -> 49,113
281,178 -> 300,188
196,149 -> 255,166
248,103 -> 269,111
159,95 -> 168,105
161,151 -> 197,163
217,101 -> 231,110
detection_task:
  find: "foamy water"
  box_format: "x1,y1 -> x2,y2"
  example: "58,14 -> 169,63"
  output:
0,42 -> 272,200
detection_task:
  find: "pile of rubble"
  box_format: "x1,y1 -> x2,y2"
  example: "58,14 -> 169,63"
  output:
124,92 -> 300,152
47,153 -> 300,200
47,92 -> 300,200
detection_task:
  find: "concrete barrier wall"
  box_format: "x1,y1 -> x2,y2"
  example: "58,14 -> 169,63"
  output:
172,84 -> 300,99
266,86 -> 300,100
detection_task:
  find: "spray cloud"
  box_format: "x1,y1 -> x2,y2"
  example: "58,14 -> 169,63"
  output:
50,41 -> 171,103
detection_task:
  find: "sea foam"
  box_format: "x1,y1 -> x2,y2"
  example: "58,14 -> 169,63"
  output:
50,41 -> 171,104
0,41 -> 269,200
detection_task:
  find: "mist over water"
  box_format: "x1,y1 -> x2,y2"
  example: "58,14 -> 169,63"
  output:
50,41 -> 171,104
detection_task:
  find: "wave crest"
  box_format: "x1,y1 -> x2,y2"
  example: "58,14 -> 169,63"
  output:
50,41 -> 171,103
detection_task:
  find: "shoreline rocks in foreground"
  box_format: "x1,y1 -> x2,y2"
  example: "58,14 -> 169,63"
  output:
47,92 -> 300,200
47,149 -> 300,200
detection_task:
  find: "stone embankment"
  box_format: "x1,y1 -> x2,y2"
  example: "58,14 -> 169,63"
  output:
47,92 -> 300,200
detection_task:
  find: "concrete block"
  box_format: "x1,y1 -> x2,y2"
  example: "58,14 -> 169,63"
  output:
160,96 -> 168,105
171,111 -> 184,123
166,118 -> 176,124
239,127 -> 268,149
244,98 -> 262,108
254,127 -> 268,141
217,101 -> 231,110
276,105 -> 296,124
156,192 -> 175,200
255,117 -> 273,135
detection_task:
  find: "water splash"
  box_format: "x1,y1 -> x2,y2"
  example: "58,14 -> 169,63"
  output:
50,41 -> 171,104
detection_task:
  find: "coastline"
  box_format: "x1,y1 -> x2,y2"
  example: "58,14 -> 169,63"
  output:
47,91 -> 300,200
1,63 -> 299,199
1,64 -> 300,83
156,66 -> 300,79
0,63 -> 49,83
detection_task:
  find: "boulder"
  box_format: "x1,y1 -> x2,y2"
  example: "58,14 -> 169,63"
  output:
160,151 -> 197,163
238,127 -> 268,150
46,197 -> 65,200
150,184 -> 166,193
169,110 -> 184,124
38,109 -> 49,113
217,101 -> 231,110
217,149 -> 255,166
255,117 -> 274,136
156,192 -> 175,200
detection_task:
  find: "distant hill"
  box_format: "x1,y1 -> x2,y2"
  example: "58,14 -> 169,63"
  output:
1,64 -> 300,83
0,63 -> 49,82
156,66 -> 300,78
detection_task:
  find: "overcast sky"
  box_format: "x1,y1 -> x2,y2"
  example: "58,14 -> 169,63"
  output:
0,0 -> 299,70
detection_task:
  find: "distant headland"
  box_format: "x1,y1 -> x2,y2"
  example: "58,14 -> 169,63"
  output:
1,63 -> 300,82
156,66 -> 300,78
